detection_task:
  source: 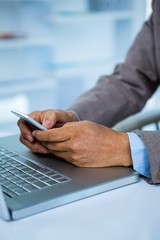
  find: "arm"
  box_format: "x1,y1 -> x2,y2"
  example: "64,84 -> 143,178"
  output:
17,2 -> 160,184
69,12 -> 159,127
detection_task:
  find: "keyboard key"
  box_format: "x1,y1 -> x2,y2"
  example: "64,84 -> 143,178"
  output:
51,174 -> 63,180
16,164 -> 28,170
11,169 -> 22,176
2,186 -> 18,198
10,185 -> 27,195
20,167 -> 33,173
9,160 -> 22,167
1,157 -> 7,162
2,157 -> 10,162
0,160 -> 5,165
1,172 -> 12,178
0,176 -> 5,182
0,168 -> 7,174
56,177 -> 69,183
32,181 -> 48,189
37,168 -> 50,174
44,171 -> 58,177
7,175 -> 20,181
23,183 -> 38,192
25,176 -> 37,183
13,187 -> 28,195
0,146 -> 70,198
1,163 -> 10,169
39,176 -> 51,182
4,166 -> 16,172
45,179 -> 57,186
26,169 -> 39,176
32,172 -> 44,179
16,172 -> 29,179
15,179 -> 27,187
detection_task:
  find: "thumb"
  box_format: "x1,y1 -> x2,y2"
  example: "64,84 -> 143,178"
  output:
43,119 -> 54,129
42,111 -> 55,129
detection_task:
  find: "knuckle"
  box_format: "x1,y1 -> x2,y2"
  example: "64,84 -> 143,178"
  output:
71,141 -> 79,152
48,110 -> 55,116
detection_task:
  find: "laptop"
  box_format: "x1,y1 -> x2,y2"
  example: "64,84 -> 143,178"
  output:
0,134 -> 139,221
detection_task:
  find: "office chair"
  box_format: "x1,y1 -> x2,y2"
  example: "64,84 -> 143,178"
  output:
113,109 -> 160,132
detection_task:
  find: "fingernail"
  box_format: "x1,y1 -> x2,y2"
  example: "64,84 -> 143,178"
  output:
32,131 -> 36,137
39,148 -> 48,154
43,120 -> 54,128
25,135 -> 33,142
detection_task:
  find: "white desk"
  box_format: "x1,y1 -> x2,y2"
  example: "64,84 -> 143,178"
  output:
0,179 -> 160,240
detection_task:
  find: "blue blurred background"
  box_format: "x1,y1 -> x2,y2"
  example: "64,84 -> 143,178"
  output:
0,0 -> 154,136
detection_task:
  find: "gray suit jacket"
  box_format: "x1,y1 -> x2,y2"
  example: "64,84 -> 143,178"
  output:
69,0 -> 160,184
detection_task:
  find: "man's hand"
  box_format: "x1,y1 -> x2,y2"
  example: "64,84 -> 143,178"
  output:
32,120 -> 132,168
17,109 -> 78,154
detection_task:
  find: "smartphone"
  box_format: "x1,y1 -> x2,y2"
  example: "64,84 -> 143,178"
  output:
11,109 -> 47,131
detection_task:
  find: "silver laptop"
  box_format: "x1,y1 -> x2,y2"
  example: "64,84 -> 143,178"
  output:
0,134 -> 139,221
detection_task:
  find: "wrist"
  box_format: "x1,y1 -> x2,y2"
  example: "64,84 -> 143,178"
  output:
116,132 -> 132,167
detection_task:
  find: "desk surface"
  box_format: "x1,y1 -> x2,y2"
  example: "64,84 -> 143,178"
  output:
0,179 -> 160,240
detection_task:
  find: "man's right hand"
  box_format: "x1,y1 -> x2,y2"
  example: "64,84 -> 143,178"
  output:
17,109 -> 78,154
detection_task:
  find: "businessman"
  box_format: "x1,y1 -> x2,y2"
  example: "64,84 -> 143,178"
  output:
18,0 -> 160,184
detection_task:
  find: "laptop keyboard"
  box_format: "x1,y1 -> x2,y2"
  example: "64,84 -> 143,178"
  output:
0,147 -> 70,198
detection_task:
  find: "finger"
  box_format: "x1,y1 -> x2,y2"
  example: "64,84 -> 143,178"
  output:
41,110 -> 56,129
41,110 -> 70,129
17,119 -> 34,142
19,134 -> 48,154
32,127 -> 71,143
42,141 -> 71,152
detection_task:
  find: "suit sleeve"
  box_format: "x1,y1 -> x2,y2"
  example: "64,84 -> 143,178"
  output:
135,130 -> 160,184
68,4 -> 160,184
69,14 -> 159,127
